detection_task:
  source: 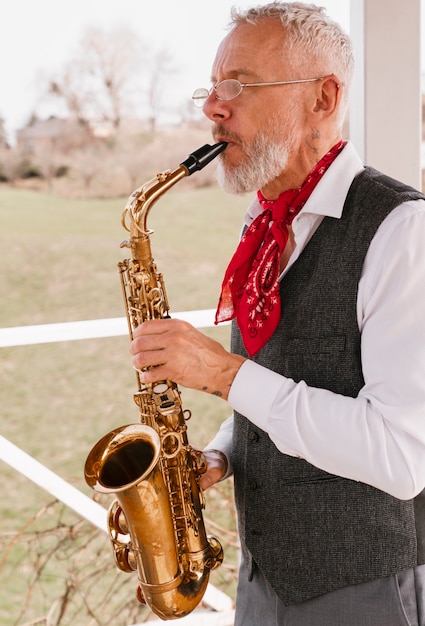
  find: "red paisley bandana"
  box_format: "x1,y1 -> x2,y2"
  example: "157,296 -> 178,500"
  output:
215,141 -> 346,357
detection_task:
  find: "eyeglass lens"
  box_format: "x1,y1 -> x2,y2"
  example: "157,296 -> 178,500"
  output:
192,88 -> 210,107
192,80 -> 243,107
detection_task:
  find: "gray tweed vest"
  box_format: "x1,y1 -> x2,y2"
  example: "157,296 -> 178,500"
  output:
231,166 -> 425,605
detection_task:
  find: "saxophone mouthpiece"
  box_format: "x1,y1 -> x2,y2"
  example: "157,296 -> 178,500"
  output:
180,142 -> 227,175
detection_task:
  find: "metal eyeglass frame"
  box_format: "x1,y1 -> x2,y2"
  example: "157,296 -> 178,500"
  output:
192,76 -> 328,107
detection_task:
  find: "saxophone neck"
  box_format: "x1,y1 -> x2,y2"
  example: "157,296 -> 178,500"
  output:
124,142 -> 227,236
126,166 -> 187,236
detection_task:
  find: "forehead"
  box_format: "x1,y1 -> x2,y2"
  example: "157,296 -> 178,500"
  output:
212,19 -> 292,80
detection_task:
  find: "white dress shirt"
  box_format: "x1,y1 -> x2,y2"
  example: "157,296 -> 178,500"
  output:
207,141 -> 425,500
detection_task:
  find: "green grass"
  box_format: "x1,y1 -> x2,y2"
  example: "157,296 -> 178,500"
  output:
0,184 -> 245,325
0,184 -> 247,624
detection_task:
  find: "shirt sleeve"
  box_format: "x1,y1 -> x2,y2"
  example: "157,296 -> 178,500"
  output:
204,414 -> 234,478
228,200 -> 425,500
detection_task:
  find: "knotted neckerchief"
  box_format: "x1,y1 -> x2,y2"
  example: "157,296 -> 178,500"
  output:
215,141 -> 346,356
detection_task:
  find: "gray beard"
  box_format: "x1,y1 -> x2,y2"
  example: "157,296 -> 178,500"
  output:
216,127 -> 293,195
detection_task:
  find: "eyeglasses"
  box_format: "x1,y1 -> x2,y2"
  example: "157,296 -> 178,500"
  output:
192,77 -> 326,107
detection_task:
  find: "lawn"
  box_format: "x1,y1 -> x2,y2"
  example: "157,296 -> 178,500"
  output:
0,182 -> 247,625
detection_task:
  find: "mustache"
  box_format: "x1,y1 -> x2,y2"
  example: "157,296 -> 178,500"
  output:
213,124 -> 243,145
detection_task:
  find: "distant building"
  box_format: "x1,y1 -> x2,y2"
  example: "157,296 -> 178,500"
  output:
15,116 -> 92,154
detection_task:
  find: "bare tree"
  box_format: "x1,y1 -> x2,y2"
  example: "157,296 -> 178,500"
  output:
70,144 -> 109,194
32,143 -> 65,190
146,48 -> 176,132
48,27 -> 144,130
49,64 -> 92,128
113,128 -> 154,190
0,145 -> 27,184
0,117 -> 9,149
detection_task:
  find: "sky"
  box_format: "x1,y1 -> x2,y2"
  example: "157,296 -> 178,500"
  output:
0,0 -> 350,142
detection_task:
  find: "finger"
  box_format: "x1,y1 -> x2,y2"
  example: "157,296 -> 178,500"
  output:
199,474 -> 213,490
130,321 -> 176,359
130,333 -> 166,357
199,468 -> 222,490
132,318 -> 184,339
131,348 -> 166,373
136,364 -> 169,384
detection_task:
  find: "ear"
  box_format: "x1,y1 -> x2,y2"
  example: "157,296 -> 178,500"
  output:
312,75 -> 343,118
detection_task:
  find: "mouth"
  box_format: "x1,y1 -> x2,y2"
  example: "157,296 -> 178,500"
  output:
215,137 -> 236,150
214,127 -> 239,148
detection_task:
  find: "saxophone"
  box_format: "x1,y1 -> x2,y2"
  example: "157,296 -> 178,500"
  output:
84,142 -> 227,621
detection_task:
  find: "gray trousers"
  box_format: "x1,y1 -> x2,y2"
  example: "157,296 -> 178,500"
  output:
235,555 -> 425,626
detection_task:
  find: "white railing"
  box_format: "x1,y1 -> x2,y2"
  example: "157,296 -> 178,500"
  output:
0,309 -> 222,348
0,311 -> 234,625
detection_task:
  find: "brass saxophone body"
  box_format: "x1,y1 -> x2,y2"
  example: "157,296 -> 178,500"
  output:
84,143 -> 227,620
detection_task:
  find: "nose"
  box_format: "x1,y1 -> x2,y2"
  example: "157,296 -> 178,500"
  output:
202,92 -> 231,122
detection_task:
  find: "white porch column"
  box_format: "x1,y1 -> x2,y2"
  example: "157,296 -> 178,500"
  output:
349,0 -> 422,189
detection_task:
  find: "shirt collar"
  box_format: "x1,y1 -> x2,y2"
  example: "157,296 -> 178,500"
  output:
244,141 -> 364,226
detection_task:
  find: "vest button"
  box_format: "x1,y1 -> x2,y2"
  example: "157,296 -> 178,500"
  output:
248,431 -> 258,442
249,480 -> 259,490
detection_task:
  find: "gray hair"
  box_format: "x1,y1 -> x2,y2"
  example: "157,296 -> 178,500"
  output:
229,3 -> 354,117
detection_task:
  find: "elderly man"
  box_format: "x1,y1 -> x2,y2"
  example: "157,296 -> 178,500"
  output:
130,3 -> 425,624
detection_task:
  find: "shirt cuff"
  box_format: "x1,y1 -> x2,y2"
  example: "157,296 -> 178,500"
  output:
228,359 -> 286,431
205,414 -> 234,479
